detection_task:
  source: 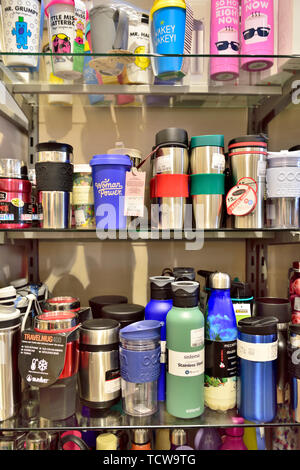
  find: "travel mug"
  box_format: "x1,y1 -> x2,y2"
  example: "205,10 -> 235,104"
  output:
237,316 -> 278,423
210,0 -> 240,81
0,311 -> 22,422
89,2 -> 129,76
255,298 -> 291,405
78,319 -> 121,409
150,0 -> 187,80
0,0 -> 42,68
34,311 -> 79,421
45,0 -> 87,79
42,296 -> 80,313
288,324 -> 300,422
89,295 -> 128,319
241,0 -> 274,71
289,261 -> 300,324
89,154 -> 132,230
120,320 -> 161,416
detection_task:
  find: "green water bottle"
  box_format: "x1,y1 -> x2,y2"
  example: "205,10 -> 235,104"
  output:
166,281 -> 205,419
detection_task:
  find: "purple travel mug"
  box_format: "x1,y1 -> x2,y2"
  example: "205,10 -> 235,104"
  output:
90,154 -> 132,230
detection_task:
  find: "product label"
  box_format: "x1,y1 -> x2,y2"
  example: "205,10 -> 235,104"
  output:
95,179 -> 123,198
104,369 -> 121,394
205,339 -> 237,379
288,342 -> 300,377
155,154 -> 173,174
233,303 -> 251,318
0,201 -> 32,224
237,339 -> 278,362
191,328 -> 204,348
74,209 -> 86,226
0,192 -> 7,201
295,297 -> 300,311
160,340 -> 166,364
212,153 -> 225,171
257,160 -> 267,178
124,169 -> 146,217
226,184 -> 257,216
0,340 -> 5,365
168,349 -> 204,377
18,329 -> 68,388
127,16 -> 151,79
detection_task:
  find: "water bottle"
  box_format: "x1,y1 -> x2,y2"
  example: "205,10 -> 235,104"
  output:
205,272 -> 237,411
237,316 -> 278,423
219,418 -> 248,450
145,276 -> 174,401
119,320 -> 161,417
166,281 -> 205,419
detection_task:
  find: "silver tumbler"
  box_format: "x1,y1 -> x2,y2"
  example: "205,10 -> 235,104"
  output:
153,127 -> 189,177
0,311 -> 21,422
78,319 -> 121,409
228,136 -> 267,229
38,191 -> 71,229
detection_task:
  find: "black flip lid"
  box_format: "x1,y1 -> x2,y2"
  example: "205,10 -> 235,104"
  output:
231,281 -> 253,300
155,128 -> 188,148
228,134 -> 268,148
197,270 -> 216,289
238,316 -> 278,335
255,298 -> 291,323
173,267 -> 195,281
101,303 -> 145,324
82,318 -> 119,330
36,141 -> 73,153
172,281 -> 199,308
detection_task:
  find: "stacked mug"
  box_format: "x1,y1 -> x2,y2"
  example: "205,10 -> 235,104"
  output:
35,142 -> 74,229
266,150 -> 300,229
151,128 -> 189,230
190,135 -> 225,229
72,165 -> 95,229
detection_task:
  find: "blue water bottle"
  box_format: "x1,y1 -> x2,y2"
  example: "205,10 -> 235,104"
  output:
145,276 -> 174,401
237,316 -> 278,423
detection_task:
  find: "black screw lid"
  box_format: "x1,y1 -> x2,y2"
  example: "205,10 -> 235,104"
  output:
255,298 -> 291,323
36,141 -> 73,154
82,318 -> 120,330
238,316 -> 278,335
150,276 -> 174,300
231,281 -> 253,300
101,303 -> 145,325
228,134 -> 268,148
89,295 -> 128,319
155,128 -> 188,148
173,267 -> 195,281
172,281 -> 199,308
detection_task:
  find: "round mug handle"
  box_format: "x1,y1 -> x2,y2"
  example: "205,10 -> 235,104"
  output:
58,434 -> 90,451
161,268 -> 174,277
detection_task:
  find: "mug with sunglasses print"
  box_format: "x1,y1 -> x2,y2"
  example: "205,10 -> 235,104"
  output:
45,0 -> 87,79
241,1 -> 274,72
210,0 -> 240,81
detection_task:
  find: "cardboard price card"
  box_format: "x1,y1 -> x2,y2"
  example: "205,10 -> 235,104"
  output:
18,329 -> 67,388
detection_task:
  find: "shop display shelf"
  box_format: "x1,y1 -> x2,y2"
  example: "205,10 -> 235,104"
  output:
1,400 -> 299,432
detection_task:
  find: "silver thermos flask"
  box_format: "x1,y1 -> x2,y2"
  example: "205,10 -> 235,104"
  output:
0,311 -> 22,422
78,319 -> 121,409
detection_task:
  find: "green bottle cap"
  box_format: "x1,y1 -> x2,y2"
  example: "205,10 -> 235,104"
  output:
190,135 -> 224,149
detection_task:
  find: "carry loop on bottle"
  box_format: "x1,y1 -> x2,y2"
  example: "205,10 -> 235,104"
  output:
237,316 -> 278,423
145,275 -> 174,401
166,281 -> 205,419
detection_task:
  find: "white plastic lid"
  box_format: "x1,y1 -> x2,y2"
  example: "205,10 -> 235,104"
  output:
73,164 -> 92,174
0,309 -> 20,321
267,150 -> 300,168
0,286 -> 16,298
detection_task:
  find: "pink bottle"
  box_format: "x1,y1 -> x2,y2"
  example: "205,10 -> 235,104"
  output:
210,0 -> 240,81
241,0 -> 274,71
220,417 -> 248,450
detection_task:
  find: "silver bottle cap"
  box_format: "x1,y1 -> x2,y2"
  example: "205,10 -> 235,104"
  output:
132,429 -> 150,445
25,431 -> 49,450
171,429 -> 186,446
209,272 -> 231,289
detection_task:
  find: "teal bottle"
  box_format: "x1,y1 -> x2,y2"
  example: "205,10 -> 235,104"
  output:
166,281 -> 205,419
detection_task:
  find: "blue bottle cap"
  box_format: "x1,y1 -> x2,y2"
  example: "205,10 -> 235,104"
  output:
120,320 -> 161,341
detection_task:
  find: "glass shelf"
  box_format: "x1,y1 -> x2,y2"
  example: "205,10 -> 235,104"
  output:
1,398 -> 299,432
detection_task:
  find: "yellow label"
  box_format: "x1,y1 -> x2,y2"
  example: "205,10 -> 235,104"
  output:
11,198 -> 24,208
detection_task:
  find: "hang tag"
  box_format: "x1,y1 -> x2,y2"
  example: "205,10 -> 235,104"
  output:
18,329 -> 67,388
124,168 -> 146,217
212,153 -> 225,171
226,184 -> 257,216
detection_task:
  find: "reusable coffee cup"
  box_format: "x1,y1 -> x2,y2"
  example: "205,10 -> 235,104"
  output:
89,154 -> 132,230
0,0 -> 42,68
89,2 -> 130,76
45,0 -> 87,79
150,0 -> 186,80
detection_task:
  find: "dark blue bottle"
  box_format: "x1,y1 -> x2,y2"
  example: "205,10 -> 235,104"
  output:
237,316 -> 278,423
145,276 -> 174,401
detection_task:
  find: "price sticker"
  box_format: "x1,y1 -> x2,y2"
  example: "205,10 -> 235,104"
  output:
124,168 -> 146,217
